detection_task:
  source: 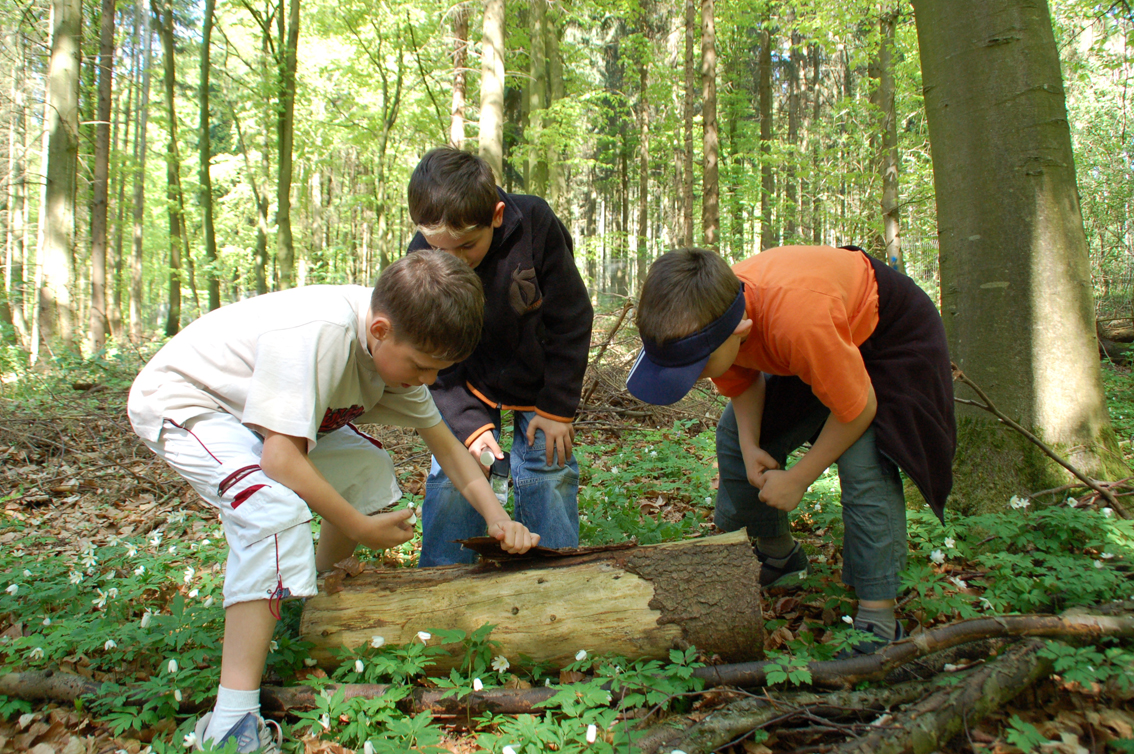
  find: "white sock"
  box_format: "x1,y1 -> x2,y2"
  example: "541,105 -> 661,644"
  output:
204,685 -> 262,744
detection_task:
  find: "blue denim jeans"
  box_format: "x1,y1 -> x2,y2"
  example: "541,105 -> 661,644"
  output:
715,399 -> 907,600
419,411 -> 580,566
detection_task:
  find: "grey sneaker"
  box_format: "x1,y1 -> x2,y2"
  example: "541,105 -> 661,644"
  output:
835,620 -> 906,659
194,712 -> 283,754
755,542 -> 809,589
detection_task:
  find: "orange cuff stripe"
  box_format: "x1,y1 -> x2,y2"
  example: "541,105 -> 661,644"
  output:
535,408 -> 574,423
464,423 -> 497,448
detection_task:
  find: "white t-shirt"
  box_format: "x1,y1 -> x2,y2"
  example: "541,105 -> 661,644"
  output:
128,285 -> 442,445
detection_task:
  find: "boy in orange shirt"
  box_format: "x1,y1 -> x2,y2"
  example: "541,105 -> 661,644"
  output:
627,246 -> 955,654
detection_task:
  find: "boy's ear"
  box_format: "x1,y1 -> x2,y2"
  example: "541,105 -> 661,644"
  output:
491,201 -> 505,228
369,315 -> 393,342
734,317 -> 753,339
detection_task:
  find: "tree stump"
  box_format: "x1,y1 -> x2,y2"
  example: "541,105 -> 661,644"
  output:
300,530 -> 764,670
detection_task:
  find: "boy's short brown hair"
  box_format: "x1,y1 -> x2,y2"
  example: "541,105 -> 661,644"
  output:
636,248 -> 741,344
371,250 -> 484,362
407,147 -> 499,234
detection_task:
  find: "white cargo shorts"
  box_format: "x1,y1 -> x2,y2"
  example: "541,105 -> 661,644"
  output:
142,411 -> 401,608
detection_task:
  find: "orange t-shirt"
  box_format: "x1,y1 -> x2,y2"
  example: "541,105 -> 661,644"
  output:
711,246 -> 880,422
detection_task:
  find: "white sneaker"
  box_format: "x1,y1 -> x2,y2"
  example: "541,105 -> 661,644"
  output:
193,712 -> 283,754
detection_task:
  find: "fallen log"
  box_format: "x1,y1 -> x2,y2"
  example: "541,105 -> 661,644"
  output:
831,639 -> 1053,754
637,680 -> 931,754
300,530 -> 765,671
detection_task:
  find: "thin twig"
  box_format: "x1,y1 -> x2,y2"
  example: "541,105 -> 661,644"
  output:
581,299 -> 634,406
952,364 -> 1130,519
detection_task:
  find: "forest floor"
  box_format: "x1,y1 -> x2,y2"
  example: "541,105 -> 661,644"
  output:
1,313 -> 1133,754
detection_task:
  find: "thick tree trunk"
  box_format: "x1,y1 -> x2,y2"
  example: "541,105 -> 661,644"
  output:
682,0 -> 695,247
700,0 -> 718,249
199,0 -> 219,311
129,0 -> 151,339
758,27 -> 775,251
37,0 -> 82,355
275,0 -> 300,289
155,0 -> 186,336
301,531 -> 764,671
89,0 -> 116,352
449,4 -> 468,149
912,0 -> 1130,508
478,0 -> 505,183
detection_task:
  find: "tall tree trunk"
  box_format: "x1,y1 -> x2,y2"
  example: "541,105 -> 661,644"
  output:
784,30 -> 801,243
758,27 -> 775,251
526,0 -> 548,196
637,52 -> 649,287
546,6 -> 566,215
5,28 -> 29,343
155,0 -> 185,335
810,43 -> 822,245
199,0 -> 219,310
700,0 -> 718,249
875,8 -> 902,271
110,66 -> 132,339
36,0 -> 82,356
129,0 -> 151,339
682,0 -> 695,247
229,102 -> 269,297
449,4 -> 468,148
275,0 -> 301,289
89,0 -> 116,352
478,0 -> 505,183
912,0 -> 1129,506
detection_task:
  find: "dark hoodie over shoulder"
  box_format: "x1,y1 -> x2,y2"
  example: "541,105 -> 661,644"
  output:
408,190 -> 594,445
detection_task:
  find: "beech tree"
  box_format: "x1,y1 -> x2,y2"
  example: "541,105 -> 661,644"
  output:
912,0 -> 1129,506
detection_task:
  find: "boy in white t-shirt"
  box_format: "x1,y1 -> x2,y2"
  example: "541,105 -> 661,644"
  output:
128,251 -> 539,753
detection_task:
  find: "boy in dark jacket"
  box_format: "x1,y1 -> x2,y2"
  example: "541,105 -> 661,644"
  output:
407,147 -> 594,566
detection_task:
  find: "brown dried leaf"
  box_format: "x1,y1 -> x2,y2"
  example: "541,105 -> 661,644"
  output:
333,557 -> 364,577
559,669 -> 586,684
323,571 -> 345,595
301,734 -> 353,754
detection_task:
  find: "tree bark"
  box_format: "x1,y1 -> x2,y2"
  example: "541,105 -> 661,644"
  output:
478,0 -> 505,183
637,48 -> 649,287
449,4 -> 469,149
700,0 -> 718,249
275,0 -> 301,289
526,0 -> 548,196
89,0 -> 116,352
199,0 -> 219,311
682,0 -> 695,247
912,0 -> 1130,508
5,28 -> 29,343
128,0 -> 151,339
758,27 -> 775,251
784,30 -> 801,242
875,7 -> 902,272
301,531 -> 764,671
155,0 -> 186,336
36,0 -> 82,355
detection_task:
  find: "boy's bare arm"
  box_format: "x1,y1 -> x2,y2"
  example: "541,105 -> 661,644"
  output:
731,373 -> 781,487
758,384 -> 878,512
418,421 -> 540,553
259,430 -> 414,551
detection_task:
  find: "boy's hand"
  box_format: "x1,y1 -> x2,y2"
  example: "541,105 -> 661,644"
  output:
526,415 -> 575,467
740,442 -> 779,488
355,508 -> 416,551
757,469 -> 808,512
487,519 -> 541,554
469,431 -> 504,476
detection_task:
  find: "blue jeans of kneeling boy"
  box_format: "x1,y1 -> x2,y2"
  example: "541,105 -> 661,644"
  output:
419,410 -> 580,567
715,397 -> 907,601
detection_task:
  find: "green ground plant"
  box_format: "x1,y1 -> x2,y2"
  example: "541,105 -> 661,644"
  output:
2,361 -> 1134,750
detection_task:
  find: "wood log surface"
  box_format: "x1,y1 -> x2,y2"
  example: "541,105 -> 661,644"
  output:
300,530 -> 764,670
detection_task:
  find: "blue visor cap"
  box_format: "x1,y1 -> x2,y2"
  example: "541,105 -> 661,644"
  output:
626,284 -> 747,405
